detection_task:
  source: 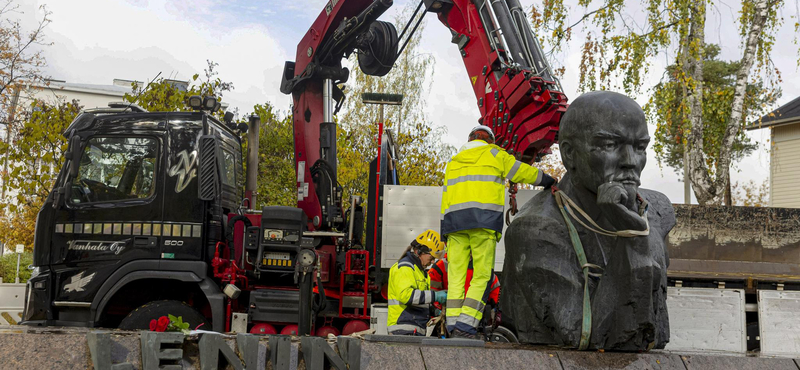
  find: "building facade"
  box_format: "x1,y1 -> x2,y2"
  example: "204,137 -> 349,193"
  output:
747,96 -> 800,208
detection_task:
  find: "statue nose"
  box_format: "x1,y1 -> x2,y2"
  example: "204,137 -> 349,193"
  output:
620,145 -> 637,167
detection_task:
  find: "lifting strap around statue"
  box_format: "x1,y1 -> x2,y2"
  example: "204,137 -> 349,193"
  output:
552,186 -> 593,350
551,185 -> 651,350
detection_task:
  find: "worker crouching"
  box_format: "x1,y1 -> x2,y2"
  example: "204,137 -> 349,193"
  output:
387,230 -> 447,336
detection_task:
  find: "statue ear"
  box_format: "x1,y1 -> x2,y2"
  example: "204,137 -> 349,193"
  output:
560,141 -> 575,171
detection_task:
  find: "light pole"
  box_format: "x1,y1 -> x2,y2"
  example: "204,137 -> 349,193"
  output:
14,244 -> 23,283
361,93 -> 403,131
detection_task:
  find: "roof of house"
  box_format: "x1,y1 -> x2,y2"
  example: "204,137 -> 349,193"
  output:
746,95 -> 800,130
40,80 -> 133,97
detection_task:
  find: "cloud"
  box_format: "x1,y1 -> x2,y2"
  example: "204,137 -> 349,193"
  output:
23,0 -> 289,115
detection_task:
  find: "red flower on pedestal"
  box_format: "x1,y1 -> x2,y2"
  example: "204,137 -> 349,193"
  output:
149,319 -> 157,331
156,316 -> 169,332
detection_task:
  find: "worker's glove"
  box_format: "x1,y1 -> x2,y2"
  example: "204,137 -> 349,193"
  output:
539,173 -> 556,189
433,308 -> 442,317
434,290 -> 448,305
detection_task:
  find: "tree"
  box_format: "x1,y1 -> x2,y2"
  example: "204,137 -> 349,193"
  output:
646,44 -> 778,204
529,0 -> 789,205
0,98 -> 81,249
251,103 -> 296,208
337,8 -> 454,204
124,60 -> 234,119
0,1 -> 50,120
732,179 -> 769,207
1,1 -> 51,198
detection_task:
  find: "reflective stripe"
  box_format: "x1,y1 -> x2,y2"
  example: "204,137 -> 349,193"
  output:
411,291 -> 422,304
491,280 -> 501,290
490,148 -> 500,157
446,316 -> 458,326
424,290 -> 433,304
463,298 -> 485,313
506,161 -> 522,180
457,313 -> 481,328
431,281 -> 443,289
447,174 -> 503,187
442,185 -> 447,193
443,201 -> 503,215
388,299 -> 401,306
398,262 -> 413,269
446,299 -> 463,308
388,324 -> 426,334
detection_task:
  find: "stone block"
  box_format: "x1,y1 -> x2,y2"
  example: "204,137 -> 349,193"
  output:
360,342 -> 425,370
682,354 -> 798,370
0,333 -> 88,369
557,350 -> 686,370
421,346 -> 562,370
421,338 -> 484,348
364,334 -> 425,344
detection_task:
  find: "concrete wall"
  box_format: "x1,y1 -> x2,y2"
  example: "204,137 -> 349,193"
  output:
772,123 -> 800,208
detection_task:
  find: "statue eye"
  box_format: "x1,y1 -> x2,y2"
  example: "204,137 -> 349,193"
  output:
603,141 -> 617,150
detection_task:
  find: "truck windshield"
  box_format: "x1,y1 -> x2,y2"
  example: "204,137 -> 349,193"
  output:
70,137 -> 158,204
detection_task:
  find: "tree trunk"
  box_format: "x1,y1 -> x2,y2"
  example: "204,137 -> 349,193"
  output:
686,0 -> 716,204
713,0 -> 770,202
725,171 -> 732,206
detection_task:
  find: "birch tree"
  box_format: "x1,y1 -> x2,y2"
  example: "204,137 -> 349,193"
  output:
530,0 -> 790,204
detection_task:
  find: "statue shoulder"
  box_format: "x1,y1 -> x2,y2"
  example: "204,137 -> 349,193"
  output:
510,191 -> 570,239
639,188 -> 676,233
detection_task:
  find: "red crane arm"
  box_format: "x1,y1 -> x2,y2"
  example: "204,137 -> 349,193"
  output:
280,0 -> 568,230
433,0 -> 568,161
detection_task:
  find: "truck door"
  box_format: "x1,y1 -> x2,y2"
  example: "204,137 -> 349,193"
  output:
49,130 -> 165,317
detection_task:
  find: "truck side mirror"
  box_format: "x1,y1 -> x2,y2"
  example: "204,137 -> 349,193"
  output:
197,135 -> 220,201
66,135 -> 82,179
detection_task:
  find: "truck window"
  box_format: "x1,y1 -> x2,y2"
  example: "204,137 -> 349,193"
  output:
221,149 -> 236,187
70,137 -> 158,204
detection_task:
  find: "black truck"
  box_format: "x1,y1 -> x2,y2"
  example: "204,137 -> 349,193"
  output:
23,103 -> 243,331
22,99 -> 393,335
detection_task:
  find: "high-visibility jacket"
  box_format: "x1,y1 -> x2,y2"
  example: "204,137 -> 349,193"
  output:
440,140 -> 542,236
387,252 -> 434,335
429,258 -> 500,305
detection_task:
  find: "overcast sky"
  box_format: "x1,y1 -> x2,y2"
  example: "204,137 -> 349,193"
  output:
19,0 -> 800,204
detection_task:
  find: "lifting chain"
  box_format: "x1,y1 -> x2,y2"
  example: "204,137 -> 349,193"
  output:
505,182 -> 519,226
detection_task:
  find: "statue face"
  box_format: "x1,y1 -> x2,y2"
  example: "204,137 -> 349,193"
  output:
569,112 -> 650,195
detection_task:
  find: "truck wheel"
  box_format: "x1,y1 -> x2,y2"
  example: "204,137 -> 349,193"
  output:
487,326 -> 519,343
118,300 -> 210,331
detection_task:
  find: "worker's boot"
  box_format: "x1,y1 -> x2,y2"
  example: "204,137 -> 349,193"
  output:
451,328 -> 480,340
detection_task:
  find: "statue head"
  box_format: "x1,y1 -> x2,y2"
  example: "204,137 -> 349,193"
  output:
559,91 -> 650,196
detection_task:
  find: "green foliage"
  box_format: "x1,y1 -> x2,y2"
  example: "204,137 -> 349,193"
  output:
646,44 -> 779,174
0,252 -> 32,283
123,60 -> 234,120
167,314 -> 191,333
0,98 -> 81,249
250,103 -> 296,208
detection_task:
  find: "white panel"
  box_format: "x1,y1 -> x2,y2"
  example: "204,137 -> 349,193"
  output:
664,287 -> 746,353
370,304 -> 389,335
381,185 -> 443,268
379,185 -> 541,271
759,290 -> 800,356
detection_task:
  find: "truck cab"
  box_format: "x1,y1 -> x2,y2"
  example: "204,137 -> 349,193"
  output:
23,105 -> 242,331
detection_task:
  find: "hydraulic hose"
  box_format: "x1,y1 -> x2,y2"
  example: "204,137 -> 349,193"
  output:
226,215 -> 253,264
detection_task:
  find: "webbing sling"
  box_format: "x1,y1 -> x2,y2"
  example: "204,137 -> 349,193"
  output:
551,185 -> 650,350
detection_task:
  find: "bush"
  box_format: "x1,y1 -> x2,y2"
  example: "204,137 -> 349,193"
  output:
0,252 -> 33,284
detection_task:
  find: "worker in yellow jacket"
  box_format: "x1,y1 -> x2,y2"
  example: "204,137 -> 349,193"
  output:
387,230 -> 447,336
441,125 -> 555,339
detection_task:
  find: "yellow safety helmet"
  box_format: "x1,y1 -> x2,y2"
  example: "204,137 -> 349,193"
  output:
412,229 -> 445,259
